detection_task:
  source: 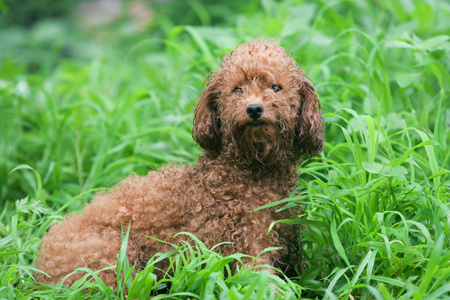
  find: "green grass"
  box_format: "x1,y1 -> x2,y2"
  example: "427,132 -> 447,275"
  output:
1,0 -> 449,299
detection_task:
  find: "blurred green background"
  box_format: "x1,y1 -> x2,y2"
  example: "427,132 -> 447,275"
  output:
0,0 -> 449,298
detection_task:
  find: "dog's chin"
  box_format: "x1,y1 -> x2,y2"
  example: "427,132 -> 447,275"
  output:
236,120 -> 275,139
229,122 -> 284,164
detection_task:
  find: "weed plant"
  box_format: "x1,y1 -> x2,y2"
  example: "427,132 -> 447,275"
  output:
0,0 -> 449,299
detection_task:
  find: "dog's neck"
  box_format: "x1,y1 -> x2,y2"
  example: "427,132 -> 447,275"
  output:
197,153 -> 299,196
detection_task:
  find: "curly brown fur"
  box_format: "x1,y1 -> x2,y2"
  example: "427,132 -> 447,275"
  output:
35,39 -> 324,287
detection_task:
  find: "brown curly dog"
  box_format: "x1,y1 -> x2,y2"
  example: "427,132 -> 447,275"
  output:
35,39 -> 324,287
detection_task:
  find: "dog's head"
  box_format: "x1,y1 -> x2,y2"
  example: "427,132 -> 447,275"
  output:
193,39 -> 324,165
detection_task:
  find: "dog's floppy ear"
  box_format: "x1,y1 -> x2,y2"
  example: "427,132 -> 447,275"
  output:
296,80 -> 324,157
193,76 -> 222,156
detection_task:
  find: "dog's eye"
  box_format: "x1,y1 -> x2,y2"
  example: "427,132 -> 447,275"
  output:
271,84 -> 282,92
233,87 -> 243,93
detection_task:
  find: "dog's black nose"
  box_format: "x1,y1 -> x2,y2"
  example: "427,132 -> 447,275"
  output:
246,104 -> 264,120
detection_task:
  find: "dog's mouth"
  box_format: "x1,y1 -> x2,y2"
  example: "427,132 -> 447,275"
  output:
246,120 -> 266,127
240,116 -> 272,128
